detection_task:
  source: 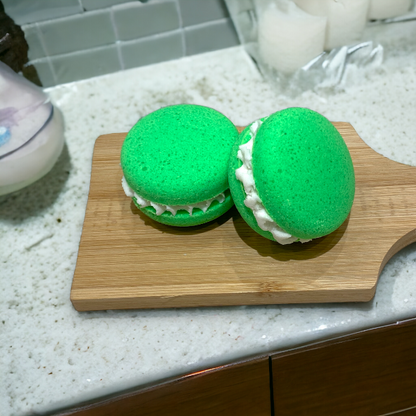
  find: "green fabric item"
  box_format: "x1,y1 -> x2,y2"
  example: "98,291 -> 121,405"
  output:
121,104 -> 238,226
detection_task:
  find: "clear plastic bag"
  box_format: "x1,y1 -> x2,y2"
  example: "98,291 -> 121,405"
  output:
249,40 -> 384,96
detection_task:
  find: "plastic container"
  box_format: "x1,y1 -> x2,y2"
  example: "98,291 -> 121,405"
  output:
0,61 -> 64,196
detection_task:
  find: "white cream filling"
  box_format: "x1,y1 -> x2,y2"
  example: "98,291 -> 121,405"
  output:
122,176 -> 226,216
235,119 -> 311,245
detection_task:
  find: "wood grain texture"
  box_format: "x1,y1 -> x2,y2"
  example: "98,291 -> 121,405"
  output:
71,123 -> 416,310
54,357 -> 271,416
271,318 -> 416,415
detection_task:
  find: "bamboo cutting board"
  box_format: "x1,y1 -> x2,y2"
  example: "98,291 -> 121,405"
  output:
71,123 -> 416,311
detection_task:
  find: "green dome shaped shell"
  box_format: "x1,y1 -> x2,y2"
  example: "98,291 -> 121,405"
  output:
121,104 -> 238,227
121,104 -> 239,206
253,108 -> 355,239
229,108 -> 355,241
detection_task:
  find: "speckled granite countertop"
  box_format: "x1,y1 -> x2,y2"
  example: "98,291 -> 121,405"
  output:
1,21 -> 416,415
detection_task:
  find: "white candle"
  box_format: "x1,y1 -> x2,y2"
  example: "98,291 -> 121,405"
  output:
294,0 -> 370,50
368,0 -> 412,20
257,0 -> 327,73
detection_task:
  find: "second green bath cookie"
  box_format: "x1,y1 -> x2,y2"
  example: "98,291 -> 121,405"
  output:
121,104 -> 238,226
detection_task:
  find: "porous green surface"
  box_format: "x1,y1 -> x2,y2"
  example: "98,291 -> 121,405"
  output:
228,121 -> 276,241
134,190 -> 234,227
253,107 -> 355,239
121,104 -> 238,206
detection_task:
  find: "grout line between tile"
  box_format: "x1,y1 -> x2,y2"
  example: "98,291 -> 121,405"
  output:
33,23 -> 58,86
115,41 -> 124,71
48,56 -> 58,87
118,29 -> 182,47
44,43 -> 118,60
173,0 -> 186,56
35,22 -> 49,57
183,17 -> 231,32
110,7 -> 124,70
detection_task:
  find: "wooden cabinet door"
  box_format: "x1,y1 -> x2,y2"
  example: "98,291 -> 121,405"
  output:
271,319 -> 416,415
56,356 -> 271,416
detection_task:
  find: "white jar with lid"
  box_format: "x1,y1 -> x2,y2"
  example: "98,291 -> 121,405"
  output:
0,61 -> 64,196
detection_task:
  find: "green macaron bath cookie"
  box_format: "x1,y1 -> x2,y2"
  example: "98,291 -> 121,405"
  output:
228,107 -> 355,244
121,104 -> 239,226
